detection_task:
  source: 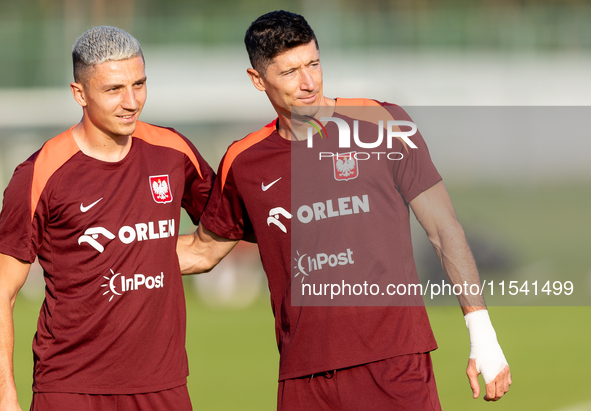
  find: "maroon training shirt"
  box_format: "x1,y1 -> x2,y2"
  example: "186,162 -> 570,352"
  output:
201,98 -> 441,380
0,121 -> 214,394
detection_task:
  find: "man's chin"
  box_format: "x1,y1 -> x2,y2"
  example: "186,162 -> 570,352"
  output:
116,121 -> 139,138
291,104 -> 322,119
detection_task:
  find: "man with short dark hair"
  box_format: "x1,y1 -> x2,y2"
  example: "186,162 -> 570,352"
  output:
178,10 -> 511,410
0,26 -> 213,410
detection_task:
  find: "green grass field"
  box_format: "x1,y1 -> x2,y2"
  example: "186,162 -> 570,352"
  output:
13,297 -> 591,410
11,182 -> 591,410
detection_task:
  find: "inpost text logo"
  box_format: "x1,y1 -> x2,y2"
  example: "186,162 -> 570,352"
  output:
102,269 -> 165,302
294,249 -> 354,283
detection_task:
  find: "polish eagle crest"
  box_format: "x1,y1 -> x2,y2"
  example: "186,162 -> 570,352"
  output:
149,175 -> 173,203
332,152 -> 359,181
153,180 -> 169,200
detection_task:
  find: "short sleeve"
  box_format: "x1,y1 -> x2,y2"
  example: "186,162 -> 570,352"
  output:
200,155 -> 248,241
0,158 -> 44,263
180,141 -> 215,225
385,104 -> 442,203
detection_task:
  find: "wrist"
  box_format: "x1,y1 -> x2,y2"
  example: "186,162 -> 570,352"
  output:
465,309 -> 508,383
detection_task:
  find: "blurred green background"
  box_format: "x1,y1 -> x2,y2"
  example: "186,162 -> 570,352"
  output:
2,0 -> 591,410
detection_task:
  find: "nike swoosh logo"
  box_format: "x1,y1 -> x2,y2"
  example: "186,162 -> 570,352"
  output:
80,198 -> 103,213
261,177 -> 282,192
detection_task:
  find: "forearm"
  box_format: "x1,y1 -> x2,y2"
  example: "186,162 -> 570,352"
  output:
178,232 -> 215,274
177,225 -> 238,275
411,183 -> 510,398
0,295 -> 19,409
0,255 -> 31,410
428,219 -> 486,314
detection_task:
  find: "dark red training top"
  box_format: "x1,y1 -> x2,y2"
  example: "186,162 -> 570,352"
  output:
202,98 -> 441,380
0,121 -> 214,394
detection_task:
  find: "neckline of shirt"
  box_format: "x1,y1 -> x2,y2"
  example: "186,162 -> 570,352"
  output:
68,128 -> 139,170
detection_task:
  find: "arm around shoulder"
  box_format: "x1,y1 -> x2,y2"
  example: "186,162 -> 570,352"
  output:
177,224 -> 239,275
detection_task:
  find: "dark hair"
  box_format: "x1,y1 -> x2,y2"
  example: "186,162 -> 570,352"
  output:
245,10 -> 318,74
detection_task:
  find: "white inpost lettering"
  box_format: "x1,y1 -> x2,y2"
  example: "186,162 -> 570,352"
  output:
308,257 -> 317,272
145,277 -> 155,289
316,253 -> 328,269
347,249 -> 354,264
134,274 -> 145,288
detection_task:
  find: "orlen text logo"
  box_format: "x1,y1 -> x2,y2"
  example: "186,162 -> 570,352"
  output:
79,219 -> 176,253
307,117 -> 418,149
296,195 -> 369,224
102,269 -> 165,302
294,249 -> 354,283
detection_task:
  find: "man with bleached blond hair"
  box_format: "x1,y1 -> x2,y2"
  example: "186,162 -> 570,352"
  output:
0,26 -> 213,410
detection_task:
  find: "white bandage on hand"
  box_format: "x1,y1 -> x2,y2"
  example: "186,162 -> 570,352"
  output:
465,309 -> 508,384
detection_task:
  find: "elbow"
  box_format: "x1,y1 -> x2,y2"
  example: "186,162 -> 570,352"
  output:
182,255 -> 221,275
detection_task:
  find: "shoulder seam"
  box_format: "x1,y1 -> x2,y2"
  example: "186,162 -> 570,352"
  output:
31,129 -> 80,221
133,121 -> 204,179
220,119 -> 277,192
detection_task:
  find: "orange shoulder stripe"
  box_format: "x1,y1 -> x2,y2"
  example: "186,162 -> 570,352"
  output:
221,119 -> 277,192
335,98 -> 381,107
31,129 -> 80,221
335,98 -> 391,125
133,121 -> 203,179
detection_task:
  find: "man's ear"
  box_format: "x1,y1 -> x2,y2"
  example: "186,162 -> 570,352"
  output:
246,68 -> 266,92
70,81 -> 87,107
